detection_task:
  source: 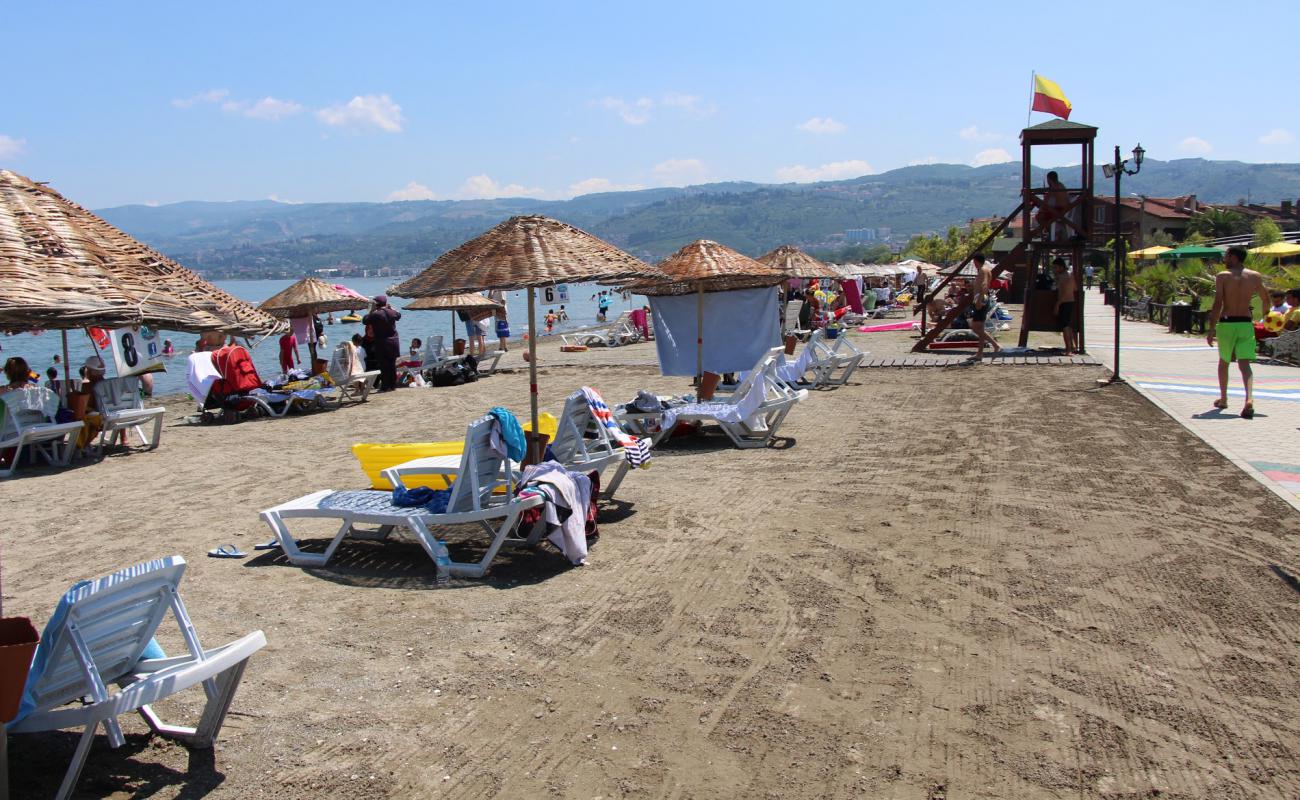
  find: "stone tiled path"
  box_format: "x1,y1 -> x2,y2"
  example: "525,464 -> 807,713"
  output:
1085,289 -> 1300,510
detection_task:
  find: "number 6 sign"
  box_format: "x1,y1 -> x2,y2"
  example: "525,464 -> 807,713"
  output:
540,284 -> 569,306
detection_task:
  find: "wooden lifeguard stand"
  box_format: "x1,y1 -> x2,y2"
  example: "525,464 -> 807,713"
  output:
913,119 -> 1097,352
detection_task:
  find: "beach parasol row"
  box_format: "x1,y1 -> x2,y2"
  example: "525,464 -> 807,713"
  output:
755,245 -> 840,280
403,292 -> 504,348
0,170 -> 283,337
389,216 -> 663,456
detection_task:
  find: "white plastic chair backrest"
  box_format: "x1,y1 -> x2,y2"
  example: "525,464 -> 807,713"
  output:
327,343 -> 350,381
445,414 -> 509,513
420,336 -> 448,368
0,386 -> 59,440
93,377 -> 143,415
729,348 -> 784,406
17,557 -> 198,724
550,391 -> 617,464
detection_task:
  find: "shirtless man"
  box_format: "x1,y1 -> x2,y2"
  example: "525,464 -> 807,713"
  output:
969,253 -> 1002,361
1207,245 -> 1271,418
1052,258 -> 1078,354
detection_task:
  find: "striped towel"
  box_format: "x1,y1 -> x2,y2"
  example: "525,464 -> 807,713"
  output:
581,386 -> 652,468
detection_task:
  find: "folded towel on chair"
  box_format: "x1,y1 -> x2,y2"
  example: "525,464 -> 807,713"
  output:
581,386 -> 652,468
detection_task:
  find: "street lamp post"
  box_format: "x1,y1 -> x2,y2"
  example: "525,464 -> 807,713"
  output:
1102,143 -> 1144,383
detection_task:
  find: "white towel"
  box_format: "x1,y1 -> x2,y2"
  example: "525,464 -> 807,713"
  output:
186,352 -> 221,405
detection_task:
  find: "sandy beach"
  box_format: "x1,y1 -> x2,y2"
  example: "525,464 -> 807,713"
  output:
4,330 -> 1298,799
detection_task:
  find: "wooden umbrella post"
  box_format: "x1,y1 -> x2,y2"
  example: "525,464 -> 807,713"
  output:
60,329 -> 71,404
527,287 -> 542,462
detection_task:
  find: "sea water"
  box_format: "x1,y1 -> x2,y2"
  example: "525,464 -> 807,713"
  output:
0,278 -> 643,398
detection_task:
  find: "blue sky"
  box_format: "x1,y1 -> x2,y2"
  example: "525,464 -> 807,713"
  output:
5,1 -> 1298,208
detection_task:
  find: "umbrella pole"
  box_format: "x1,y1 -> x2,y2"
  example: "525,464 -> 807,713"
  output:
61,329 -> 71,404
527,287 -> 540,461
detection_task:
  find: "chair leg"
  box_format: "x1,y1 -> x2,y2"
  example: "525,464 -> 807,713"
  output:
193,658 -> 249,747
603,460 -> 630,501
54,723 -> 99,800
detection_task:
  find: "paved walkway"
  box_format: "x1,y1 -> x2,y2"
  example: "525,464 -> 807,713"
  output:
1084,289 -> 1300,510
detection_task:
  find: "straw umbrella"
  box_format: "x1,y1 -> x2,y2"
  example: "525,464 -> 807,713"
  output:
758,245 -> 840,328
630,240 -> 787,389
403,292 -> 503,353
0,169 -> 283,393
259,277 -> 372,362
389,216 -> 660,456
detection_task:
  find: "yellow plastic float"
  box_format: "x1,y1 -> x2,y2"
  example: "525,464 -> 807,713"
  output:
351,412 -> 558,490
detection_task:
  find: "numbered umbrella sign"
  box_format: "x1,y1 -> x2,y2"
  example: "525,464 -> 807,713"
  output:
540,284 -> 570,305
109,325 -> 166,376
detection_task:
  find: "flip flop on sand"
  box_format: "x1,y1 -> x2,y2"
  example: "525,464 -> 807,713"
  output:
208,544 -> 247,559
254,540 -> 282,551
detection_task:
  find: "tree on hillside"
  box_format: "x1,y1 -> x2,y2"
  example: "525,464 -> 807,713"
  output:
903,222 -> 993,264
1253,218 -> 1283,247
1185,207 -> 1250,239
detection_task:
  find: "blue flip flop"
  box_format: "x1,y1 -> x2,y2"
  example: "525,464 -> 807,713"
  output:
208,544 -> 247,559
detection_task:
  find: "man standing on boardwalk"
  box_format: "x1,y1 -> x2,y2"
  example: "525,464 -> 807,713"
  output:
1052,258 -> 1078,355
1207,246 -> 1271,418
969,253 -> 1002,362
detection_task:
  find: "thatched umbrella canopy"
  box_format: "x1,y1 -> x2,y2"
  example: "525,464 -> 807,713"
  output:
756,244 -> 840,280
259,277 -> 372,318
404,292 -> 504,348
0,169 -> 283,337
389,216 -> 661,455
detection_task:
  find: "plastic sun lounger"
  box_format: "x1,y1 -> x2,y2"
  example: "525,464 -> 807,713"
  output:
8,556 -> 266,800
382,390 -> 637,502
559,312 -> 640,348
476,349 -> 506,375
261,414 -> 544,580
0,386 -> 83,477
91,376 -> 165,454
397,335 -> 465,384
615,348 -> 806,449
326,344 -> 380,404
807,329 -> 865,386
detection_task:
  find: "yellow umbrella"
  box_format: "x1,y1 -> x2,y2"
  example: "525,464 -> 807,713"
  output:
1248,241 -> 1300,257
1128,245 -> 1172,260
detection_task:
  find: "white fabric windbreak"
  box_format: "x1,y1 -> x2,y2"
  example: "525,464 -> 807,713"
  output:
649,286 -> 780,376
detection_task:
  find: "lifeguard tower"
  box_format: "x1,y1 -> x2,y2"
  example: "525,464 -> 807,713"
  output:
913,120 -> 1097,351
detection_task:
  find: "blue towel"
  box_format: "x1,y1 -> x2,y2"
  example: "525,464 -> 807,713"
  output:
392,485 -> 451,514
489,406 -> 526,463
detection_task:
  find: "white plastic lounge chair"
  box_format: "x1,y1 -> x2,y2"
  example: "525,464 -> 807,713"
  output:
91,376 -> 165,454
262,414 -> 544,580
8,556 -> 266,800
476,348 -> 506,375
326,343 -> 380,405
399,335 -> 464,384
616,348 -> 806,449
0,386 -> 82,478
559,311 -> 640,348
807,329 -> 865,386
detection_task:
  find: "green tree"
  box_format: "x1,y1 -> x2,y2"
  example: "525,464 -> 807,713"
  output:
1185,207 -> 1250,239
1253,218 -> 1283,247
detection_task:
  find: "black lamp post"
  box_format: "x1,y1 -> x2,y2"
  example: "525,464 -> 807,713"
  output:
1101,143 -> 1144,382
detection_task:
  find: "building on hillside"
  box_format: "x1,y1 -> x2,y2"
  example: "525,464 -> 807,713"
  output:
1091,195 -> 1200,248
876,227 -> 891,240
845,227 -> 877,242
1214,199 -> 1300,229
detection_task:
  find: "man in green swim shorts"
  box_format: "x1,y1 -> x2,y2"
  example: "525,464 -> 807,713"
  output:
1207,246 -> 1271,418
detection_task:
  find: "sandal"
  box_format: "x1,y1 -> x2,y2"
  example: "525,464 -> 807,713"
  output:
1212,398 -> 1229,410
1241,404 -> 1255,420
207,544 -> 247,559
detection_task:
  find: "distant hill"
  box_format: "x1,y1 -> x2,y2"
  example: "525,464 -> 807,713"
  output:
94,159 -> 1300,277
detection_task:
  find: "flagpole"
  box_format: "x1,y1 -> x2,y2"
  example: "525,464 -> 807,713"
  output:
1027,70 -> 1035,128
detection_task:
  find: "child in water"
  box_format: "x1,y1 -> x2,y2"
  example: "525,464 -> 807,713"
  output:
544,310 -> 558,333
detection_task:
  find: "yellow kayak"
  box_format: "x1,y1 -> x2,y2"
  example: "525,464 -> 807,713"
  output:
352,412 -> 558,490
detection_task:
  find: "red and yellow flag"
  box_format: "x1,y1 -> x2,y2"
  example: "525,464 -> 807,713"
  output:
1031,74 -> 1072,120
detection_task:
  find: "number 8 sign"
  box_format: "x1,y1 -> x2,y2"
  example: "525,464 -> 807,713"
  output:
540,284 -> 569,306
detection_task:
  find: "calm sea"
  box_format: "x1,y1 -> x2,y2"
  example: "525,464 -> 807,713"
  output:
1,278 -> 641,398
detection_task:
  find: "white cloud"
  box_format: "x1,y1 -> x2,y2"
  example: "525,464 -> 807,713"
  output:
959,125 -> 1003,142
316,94 -> 404,133
908,156 -> 940,166
652,158 -> 708,183
456,174 -> 544,200
239,97 -> 305,121
267,194 -> 303,205
567,177 -> 645,196
597,96 -> 654,125
1259,128 -> 1295,146
661,92 -> 714,115
386,181 -> 438,201
971,148 -> 1015,167
171,88 -> 229,109
797,116 -> 846,135
0,134 -> 27,158
774,159 -> 872,183
1178,136 -> 1212,155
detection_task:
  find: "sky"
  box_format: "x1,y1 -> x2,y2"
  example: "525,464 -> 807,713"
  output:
4,0 -> 1298,208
